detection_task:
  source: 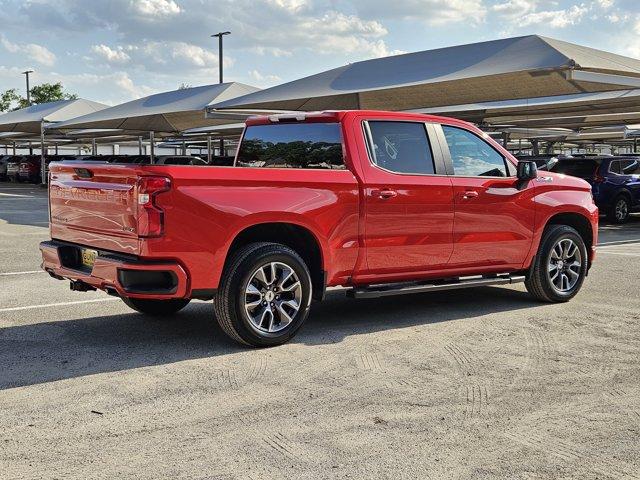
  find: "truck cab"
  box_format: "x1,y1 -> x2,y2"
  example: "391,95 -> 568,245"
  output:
41,111 -> 598,347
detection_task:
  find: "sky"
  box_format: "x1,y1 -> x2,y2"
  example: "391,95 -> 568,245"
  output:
0,0 -> 639,106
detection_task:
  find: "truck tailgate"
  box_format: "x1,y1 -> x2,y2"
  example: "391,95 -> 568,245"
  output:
49,162 -> 140,255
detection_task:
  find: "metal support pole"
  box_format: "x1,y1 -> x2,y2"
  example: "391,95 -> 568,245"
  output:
55,144 -> 58,155
40,121 -> 46,186
211,31 -> 230,84
635,138 -> 638,153
138,136 -> 143,155
149,131 -> 155,164
12,142 -> 16,155
182,140 -> 187,156
91,138 -> 97,156
502,131 -> 509,148
219,138 -> 224,156
531,139 -> 539,156
207,135 -> 212,164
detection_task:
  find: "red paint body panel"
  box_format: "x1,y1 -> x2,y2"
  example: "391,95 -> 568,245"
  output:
41,110 -> 598,299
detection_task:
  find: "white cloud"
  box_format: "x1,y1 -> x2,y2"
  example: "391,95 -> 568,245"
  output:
132,0 -> 181,17
1,36 -> 56,66
248,69 -> 282,86
91,44 -> 131,63
517,4 -> 591,28
491,0 -> 538,19
47,70 -> 157,104
350,0 -> 486,26
597,0 -> 614,8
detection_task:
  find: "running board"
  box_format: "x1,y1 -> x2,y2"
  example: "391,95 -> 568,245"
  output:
347,275 -> 526,299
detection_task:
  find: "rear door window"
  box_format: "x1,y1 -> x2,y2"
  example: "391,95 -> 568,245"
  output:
553,160 -> 600,179
609,161 -> 621,174
365,121 -> 435,175
620,159 -> 640,174
236,123 -> 345,169
441,125 -> 508,177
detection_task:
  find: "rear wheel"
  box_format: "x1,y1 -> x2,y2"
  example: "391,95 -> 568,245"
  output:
525,225 -> 588,302
607,194 -> 630,224
213,242 -> 312,347
121,297 -> 190,316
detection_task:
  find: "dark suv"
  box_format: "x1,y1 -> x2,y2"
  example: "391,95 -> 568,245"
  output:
552,156 -> 640,223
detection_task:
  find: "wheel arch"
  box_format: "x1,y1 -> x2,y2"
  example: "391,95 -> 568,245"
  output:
223,222 -> 326,301
544,212 -> 594,253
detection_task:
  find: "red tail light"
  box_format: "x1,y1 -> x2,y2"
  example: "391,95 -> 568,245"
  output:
137,176 -> 171,237
593,165 -> 605,183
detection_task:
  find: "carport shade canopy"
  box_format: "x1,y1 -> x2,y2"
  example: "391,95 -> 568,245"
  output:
0,99 -> 108,134
52,83 -> 260,134
207,35 -> 640,116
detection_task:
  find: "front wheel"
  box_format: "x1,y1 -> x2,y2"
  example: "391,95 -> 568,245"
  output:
525,225 -> 588,302
121,297 -> 190,316
213,242 -> 312,347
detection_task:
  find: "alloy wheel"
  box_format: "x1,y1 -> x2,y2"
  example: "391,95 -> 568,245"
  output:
547,238 -> 582,293
244,261 -> 302,333
615,199 -> 628,222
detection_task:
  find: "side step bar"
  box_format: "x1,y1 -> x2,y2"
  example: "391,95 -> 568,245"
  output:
347,274 -> 526,299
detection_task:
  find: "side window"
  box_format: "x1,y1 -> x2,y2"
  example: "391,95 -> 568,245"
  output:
442,125 -> 508,177
366,121 -> 435,175
236,123 -> 345,170
609,161 -> 621,174
620,159 -> 639,174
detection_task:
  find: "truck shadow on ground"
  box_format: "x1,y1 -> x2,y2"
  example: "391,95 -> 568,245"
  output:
1,286 -> 539,390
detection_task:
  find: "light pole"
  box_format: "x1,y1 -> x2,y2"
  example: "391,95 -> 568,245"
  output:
22,70 -> 34,105
211,31 -> 230,158
211,31 -> 230,84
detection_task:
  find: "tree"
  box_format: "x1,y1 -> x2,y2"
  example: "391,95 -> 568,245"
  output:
0,82 -> 78,112
0,88 -> 21,112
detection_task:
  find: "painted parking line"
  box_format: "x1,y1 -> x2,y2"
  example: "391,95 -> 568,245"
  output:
597,239 -> 640,246
0,192 -> 35,198
0,270 -> 45,276
0,297 -> 119,313
598,250 -> 640,257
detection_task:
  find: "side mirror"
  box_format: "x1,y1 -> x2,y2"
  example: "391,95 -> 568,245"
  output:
517,160 -> 538,181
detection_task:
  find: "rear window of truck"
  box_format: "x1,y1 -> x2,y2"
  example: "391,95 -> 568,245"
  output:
236,123 -> 345,169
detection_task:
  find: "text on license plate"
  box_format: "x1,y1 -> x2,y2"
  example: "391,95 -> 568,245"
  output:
81,249 -> 98,267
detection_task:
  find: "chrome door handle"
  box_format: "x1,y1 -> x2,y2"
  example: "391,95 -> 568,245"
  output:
373,189 -> 397,199
462,190 -> 479,199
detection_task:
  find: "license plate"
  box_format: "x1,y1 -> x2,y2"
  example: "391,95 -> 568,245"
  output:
80,249 -> 98,268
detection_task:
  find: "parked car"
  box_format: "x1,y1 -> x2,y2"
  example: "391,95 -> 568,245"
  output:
41,110 -> 598,347
18,156 -> 42,183
5,156 -> 25,182
0,155 -> 12,180
551,156 -> 640,223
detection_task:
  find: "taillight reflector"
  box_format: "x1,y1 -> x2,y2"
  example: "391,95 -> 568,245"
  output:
137,176 -> 171,237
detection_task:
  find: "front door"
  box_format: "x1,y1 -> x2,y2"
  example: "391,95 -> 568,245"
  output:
357,119 -> 455,282
438,124 -> 535,271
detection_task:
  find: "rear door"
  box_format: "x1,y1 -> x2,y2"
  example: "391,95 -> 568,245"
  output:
438,124 -> 535,271
355,117 -> 454,281
49,162 -> 141,254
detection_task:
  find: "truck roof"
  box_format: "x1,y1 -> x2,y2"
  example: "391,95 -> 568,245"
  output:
245,110 -> 476,129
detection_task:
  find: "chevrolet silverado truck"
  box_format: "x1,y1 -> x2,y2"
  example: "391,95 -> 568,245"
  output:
40,111 -> 598,347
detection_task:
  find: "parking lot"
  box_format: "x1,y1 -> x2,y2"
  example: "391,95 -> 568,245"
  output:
1,182 -> 639,479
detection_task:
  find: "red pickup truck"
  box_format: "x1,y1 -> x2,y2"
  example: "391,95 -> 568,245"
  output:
41,110 -> 598,346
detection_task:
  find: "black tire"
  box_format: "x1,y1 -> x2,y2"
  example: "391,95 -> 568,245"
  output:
525,225 -> 588,303
607,194 -> 631,224
121,297 -> 190,316
213,242 -> 313,347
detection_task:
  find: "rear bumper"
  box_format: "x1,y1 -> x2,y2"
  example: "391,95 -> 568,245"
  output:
40,240 -> 189,300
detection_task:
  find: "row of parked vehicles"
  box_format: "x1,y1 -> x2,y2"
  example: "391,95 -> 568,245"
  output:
0,154 -> 235,183
517,153 -> 640,224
